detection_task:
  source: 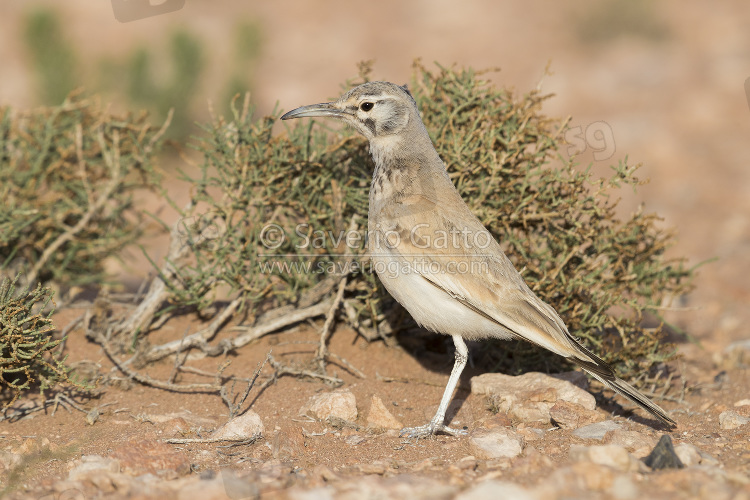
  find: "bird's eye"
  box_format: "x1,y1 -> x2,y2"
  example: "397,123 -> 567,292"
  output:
360,102 -> 374,112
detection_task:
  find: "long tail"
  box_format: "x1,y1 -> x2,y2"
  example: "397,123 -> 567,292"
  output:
570,347 -> 676,426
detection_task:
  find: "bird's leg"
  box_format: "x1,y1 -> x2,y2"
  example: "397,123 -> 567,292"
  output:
400,335 -> 469,438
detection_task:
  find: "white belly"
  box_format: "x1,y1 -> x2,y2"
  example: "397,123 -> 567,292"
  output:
372,252 -> 513,341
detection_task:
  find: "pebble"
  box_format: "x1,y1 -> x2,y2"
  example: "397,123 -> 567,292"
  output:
299,389 -> 358,423
572,420 -> 621,440
366,395 -> 403,430
455,479 -> 539,500
718,410 -> 750,430
68,455 -> 121,480
0,450 -> 23,470
605,429 -> 656,455
211,410 -> 264,440
674,442 -> 703,466
642,435 -> 684,470
545,462 -> 616,492
468,428 -> 524,459
569,444 -> 644,472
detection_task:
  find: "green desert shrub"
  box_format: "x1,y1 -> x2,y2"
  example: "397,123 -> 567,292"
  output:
0,276 -> 72,407
0,93 -> 166,291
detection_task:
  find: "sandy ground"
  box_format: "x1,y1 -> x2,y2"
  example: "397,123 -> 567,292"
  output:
0,1 -> 749,498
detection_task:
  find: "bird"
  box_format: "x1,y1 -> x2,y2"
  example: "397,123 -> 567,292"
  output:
281,81 -> 675,437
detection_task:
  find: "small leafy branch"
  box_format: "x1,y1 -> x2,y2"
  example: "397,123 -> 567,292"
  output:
0,276 -> 73,408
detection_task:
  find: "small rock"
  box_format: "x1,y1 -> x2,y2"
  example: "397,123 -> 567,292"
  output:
0,451 -> 23,470
734,399 -> 750,407
68,455 -> 121,480
456,480 -> 539,500
268,429 -> 302,459
719,410 -> 750,430
211,410 -> 264,440
605,429 -> 656,454
300,389 -> 357,423
455,455 -> 478,470
344,435 -> 366,446
675,443 -> 720,466
570,444 -> 643,472
674,443 -> 703,466
550,400 -> 604,429
642,434 -> 684,470
366,395 -> 403,430
469,428 -> 524,459
545,462 -> 615,492
572,420 -> 621,440
516,426 -> 545,441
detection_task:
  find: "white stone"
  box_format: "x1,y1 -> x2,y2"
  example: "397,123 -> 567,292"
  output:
468,428 -> 524,459
68,455 -> 121,480
211,410 -> 264,440
572,420 -> 621,440
674,443 -> 703,466
570,444 -> 642,472
719,410 -> 750,430
734,399 -> 750,407
300,389 -> 358,423
605,429 -> 656,454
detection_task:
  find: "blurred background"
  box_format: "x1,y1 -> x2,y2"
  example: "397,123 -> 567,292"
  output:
0,0 -> 747,351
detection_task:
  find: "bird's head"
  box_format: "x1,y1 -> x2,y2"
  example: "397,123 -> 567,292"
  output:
281,81 -> 419,141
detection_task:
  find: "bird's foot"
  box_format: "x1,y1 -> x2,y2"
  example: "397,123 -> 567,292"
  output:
399,420 -> 468,439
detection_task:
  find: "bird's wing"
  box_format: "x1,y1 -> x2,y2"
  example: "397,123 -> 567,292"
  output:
376,192 -> 581,358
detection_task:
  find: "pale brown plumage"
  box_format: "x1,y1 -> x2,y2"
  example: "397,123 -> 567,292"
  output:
282,81 -> 675,436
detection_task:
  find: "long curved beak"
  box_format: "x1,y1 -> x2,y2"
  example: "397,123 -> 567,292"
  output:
280,102 -> 349,121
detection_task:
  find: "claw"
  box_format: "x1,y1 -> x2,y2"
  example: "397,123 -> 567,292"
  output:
399,422 -> 468,438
